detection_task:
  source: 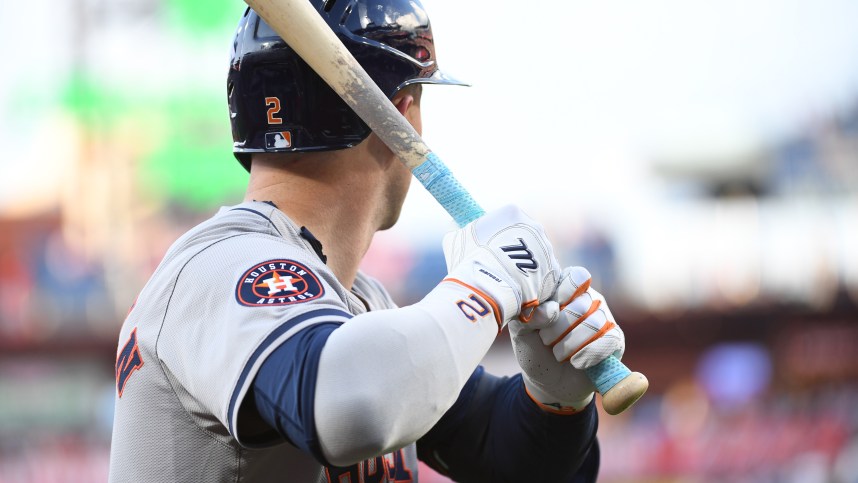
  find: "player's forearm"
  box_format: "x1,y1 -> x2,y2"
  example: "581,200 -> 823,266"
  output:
418,371 -> 600,482
313,281 -> 499,466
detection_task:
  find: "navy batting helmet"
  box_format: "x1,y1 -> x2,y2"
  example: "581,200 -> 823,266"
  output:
228,0 -> 467,171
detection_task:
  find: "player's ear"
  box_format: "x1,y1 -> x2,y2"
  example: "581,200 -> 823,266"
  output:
393,93 -> 414,116
392,84 -> 422,134
393,84 -> 421,116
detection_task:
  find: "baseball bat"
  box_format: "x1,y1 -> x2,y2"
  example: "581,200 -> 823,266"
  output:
243,0 -> 648,415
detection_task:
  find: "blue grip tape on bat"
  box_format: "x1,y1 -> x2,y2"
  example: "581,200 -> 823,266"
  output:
413,153 -> 485,228
414,152 -> 648,415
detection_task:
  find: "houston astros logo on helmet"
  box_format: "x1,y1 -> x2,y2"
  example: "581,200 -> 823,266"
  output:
236,259 -> 324,307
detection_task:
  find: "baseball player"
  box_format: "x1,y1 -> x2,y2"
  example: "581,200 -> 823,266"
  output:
109,1 -> 626,481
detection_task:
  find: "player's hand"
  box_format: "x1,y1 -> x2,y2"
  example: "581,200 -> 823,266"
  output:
508,266 -> 625,412
531,266 -> 624,368
442,205 -> 561,329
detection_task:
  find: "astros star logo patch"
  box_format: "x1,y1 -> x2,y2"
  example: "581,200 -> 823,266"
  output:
236,260 -> 324,307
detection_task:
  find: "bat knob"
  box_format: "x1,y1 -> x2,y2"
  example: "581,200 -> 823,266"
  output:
601,371 -> 649,415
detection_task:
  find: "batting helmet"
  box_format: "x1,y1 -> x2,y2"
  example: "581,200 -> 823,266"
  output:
228,0 -> 467,171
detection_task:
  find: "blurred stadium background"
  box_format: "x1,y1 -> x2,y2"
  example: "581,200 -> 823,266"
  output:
1,0 -> 858,481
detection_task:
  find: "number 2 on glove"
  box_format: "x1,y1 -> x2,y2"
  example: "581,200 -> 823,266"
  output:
456,295 -> 491,322
422,166 -> 649,414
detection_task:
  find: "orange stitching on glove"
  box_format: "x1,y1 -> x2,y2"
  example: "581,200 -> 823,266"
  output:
549,299 -> 601,347
559,277 -> 591,311
518,299 -> 540,323
524,385 -> 586,415
561,320 -> 616,363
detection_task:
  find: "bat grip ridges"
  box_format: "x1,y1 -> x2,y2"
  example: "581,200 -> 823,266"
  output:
413,153 -> 485,227
586,355 -> 630,394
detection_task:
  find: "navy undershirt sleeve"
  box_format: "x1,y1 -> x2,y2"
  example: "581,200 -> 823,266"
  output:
417,366 -> 600,483
251,321 -> 341,464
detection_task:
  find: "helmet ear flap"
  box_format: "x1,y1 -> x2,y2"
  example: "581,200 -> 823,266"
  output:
235,153 -> 252,172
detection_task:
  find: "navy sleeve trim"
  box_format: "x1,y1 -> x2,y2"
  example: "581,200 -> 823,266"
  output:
227,308 -> 352,440
253,322 -> 340,463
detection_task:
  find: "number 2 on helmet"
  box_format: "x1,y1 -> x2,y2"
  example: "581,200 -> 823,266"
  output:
265,97 -> 282,125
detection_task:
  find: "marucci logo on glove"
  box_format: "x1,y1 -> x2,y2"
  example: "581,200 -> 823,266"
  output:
500,238 -> 538,273
236,259 -> 324,306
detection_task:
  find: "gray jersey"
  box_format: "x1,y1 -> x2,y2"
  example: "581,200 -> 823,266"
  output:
109,201 -> 419,482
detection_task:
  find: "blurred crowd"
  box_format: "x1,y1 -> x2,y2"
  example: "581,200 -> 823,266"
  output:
598,385 -> 858,482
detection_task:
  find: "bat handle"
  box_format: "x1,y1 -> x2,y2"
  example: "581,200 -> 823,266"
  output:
413,153 -> 485,227
414,153 -> 648,414
585,355 -> 649,415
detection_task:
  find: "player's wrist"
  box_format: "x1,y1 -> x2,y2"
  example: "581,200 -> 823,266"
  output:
444,250 -> 522,328
441,205 -> 561,325
522,374 -> 593,415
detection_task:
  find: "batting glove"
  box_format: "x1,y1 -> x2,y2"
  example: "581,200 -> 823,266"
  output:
442,205 -> 561,330
509,266 -> 625,412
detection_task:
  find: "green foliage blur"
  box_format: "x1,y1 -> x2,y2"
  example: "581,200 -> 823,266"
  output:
55,0 -> 248,210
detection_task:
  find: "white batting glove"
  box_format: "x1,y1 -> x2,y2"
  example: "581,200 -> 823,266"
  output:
535,266 -> 625,368
508,266 -> 625,412
442,205 -> 561,329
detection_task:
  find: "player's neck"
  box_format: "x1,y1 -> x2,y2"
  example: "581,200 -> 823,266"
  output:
244,154 -> 392,290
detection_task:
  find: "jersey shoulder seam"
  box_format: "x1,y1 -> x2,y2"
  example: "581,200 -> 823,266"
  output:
228,207 -> 282,237
153,232 -> 266,451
